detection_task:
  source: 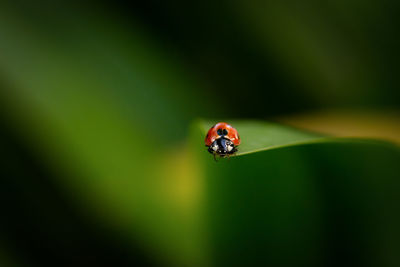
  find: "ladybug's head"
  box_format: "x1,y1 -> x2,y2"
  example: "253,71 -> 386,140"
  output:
208,137 -> 236,156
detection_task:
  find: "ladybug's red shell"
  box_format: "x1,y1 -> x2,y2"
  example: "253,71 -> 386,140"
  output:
205,122 -> 241,146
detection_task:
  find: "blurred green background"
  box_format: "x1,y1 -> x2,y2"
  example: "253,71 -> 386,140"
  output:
0,1 -> 399,266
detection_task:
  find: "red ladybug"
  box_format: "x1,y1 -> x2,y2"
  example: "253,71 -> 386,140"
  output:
205,122 -> 240,158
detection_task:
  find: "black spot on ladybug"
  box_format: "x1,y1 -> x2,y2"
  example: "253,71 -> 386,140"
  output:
217,129 -> 228,136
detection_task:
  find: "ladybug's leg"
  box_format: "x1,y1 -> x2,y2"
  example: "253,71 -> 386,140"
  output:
213,153 -> 218,162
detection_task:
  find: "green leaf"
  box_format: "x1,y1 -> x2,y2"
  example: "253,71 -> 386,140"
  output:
199,120 -> 324,156
191,120 -> 400,266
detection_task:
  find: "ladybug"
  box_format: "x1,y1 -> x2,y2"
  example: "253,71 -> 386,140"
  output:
205,122 -> 240,159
